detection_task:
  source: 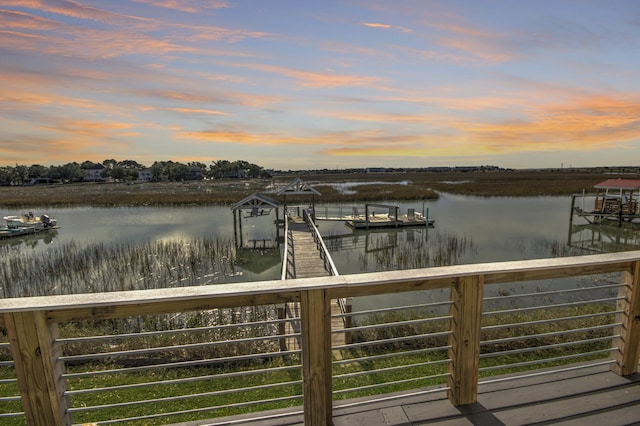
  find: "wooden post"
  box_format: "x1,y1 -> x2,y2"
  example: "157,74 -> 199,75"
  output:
300,289 -> 332,425
447,274 -> 484,406
344,297 -> 353,345
5,311 -> 71,426
276,303 -> 287,351
612,260 -> 640,376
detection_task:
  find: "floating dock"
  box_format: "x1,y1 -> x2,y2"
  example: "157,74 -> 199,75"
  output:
316,203 -> 434,230
0,226 -> 60,240
346,213 -> 434,229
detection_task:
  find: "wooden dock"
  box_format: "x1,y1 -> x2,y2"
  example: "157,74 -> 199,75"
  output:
346,213 -> 434,229
0,225 -> 59,240
282,219 -> 346,351
315,203 -> 434,230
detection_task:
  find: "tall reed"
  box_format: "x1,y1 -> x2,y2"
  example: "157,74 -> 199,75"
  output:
0,237 -> 238,298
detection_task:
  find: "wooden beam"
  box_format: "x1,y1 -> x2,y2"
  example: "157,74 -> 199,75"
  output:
300,289 -> 333,425
5,312 -> 70,426
447,274 -> 484,406
612,260 -> 640,376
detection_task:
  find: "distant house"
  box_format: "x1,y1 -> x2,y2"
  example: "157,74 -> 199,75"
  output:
84,164 -> 106,182
365,167 -> 386,173
138,168 -> 153,182
187,167 -> 203,181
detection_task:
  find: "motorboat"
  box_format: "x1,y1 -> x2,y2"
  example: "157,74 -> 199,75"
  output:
3,212 -> 58,230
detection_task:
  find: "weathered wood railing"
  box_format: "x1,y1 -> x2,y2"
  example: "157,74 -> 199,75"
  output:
0,251 -> 639,425
303,208 -> 339,277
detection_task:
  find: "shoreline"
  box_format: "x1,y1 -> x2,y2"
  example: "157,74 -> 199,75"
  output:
0,170 -> 637,208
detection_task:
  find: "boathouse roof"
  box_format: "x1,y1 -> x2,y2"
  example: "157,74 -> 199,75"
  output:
276,177 -> 321,196
230,193 -> 280,211
594,179 -> 640,191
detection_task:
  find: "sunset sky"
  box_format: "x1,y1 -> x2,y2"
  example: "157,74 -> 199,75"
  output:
1,1 -> 639,170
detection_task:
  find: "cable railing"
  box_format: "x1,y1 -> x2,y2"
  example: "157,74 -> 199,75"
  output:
0,251 -> 639,425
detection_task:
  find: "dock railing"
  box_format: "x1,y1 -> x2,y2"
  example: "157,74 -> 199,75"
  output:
303,208 -> 339,277
0,251 -> 639,425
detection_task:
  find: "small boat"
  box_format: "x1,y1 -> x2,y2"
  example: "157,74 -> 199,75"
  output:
3,212 -> 58,230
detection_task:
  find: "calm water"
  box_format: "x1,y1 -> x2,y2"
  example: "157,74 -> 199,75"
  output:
3,194 -> 637,304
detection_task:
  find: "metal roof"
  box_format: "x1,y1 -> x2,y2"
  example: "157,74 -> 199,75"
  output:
276,177 -> 321,196
230,193 -> 280,211
594,179 -> 640,191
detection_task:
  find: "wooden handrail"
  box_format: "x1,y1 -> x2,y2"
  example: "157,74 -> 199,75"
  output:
1,251 -> 640,425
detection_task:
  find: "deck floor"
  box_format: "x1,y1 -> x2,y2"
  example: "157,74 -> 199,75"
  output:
181,363 -> 640,426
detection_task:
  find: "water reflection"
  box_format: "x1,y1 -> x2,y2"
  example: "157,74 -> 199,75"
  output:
2,196 -> 639,302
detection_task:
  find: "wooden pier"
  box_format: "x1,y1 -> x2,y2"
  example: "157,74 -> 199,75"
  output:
281,213 -> 348,351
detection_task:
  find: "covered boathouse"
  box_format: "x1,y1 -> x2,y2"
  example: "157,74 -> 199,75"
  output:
571,178 -> 640,226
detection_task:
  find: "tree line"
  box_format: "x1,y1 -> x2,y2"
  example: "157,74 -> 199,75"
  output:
0,159 -> 271,186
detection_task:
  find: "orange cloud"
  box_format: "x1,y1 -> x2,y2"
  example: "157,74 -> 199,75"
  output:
238,63 -> 381,88
131,0 -> 230,14
167,107 -> 230,116
362,22 -> 412,33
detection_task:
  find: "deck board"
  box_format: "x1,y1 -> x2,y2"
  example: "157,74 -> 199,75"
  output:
201,363 -> 640,426
282,223 -> 346,351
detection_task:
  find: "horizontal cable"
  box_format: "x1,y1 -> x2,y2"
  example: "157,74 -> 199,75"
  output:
483,296 -> 623,317
480,335 -> 618,359
333,372 -> 449,395
478,360 -> 615,386
68,378 -> 302,413
59,317 -> 289,344
89,393 -> 304,425
65,359 -> 300,385
333,345 -> 450,366
483,283 -> 623,303
337,315 -> 451,334
0,378 -> 17,384
334,300 -> 452,319
482,310 -> 621,332
0,412 -> 24,418
63,349 -> 301,379
334,358 -> 449,380
333,330 -> 452,351
0,361 -> 14,367
334,385 -> 449,410
66,361 -> 300,396
481,323 -> 620,347
0,395 -> 21,402
479,348 -> 615,373
61,332 -> 297,362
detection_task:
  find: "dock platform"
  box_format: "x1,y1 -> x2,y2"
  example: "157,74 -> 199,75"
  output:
0,225 -> 60,240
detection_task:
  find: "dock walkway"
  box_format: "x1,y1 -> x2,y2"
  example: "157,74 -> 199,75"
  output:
283,217 -> 345,351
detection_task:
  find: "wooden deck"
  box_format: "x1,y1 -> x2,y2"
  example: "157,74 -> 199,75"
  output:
189,363 -> 640,426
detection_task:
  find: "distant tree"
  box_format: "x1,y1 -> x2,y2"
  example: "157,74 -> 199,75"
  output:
28,164 -> 47,179
0,166 -> 13,185
59,162 -> 83,182
102,159 -> 117,169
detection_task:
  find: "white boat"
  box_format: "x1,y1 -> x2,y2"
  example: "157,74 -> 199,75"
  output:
3,212 -> 58,230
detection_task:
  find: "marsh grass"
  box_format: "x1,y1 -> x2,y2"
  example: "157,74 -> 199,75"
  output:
0,237 -> 238,298
360,230 -> 477,271
2,170 -> 637,208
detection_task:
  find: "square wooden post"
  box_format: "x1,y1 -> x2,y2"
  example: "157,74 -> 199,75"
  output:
276,303 -> 288,351
612,260 -> 640,376
447,274 -> 484,406
300,288 -> 333,425
5,311 -> 71,426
